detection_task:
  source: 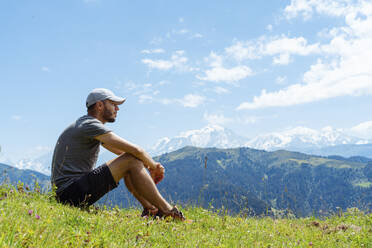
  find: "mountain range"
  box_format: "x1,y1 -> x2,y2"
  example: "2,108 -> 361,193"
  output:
2,147 -> 371,217
0,163 -> 50,190
2,125 -> 372,176
149,125 -> 371,157
148,125 -> 247,155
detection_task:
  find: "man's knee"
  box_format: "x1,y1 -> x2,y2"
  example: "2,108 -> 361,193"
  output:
107,153 -> 144,182
117,153 -> 144,170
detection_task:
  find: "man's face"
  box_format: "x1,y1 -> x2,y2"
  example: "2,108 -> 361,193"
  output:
102,100 -> 119,123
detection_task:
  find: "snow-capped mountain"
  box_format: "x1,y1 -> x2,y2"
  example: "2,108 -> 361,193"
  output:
0,148 -> 120,176
11,152 -> 53,176
0,146 -> 54,176
148,124 -> 248,156
3,125 -> 371,174
149,125 -> 371,156
245,126 -> 369,151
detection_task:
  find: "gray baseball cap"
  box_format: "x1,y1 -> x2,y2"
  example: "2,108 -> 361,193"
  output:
86,88 -> 126,108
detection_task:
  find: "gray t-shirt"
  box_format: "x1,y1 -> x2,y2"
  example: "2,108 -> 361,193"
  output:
51,115 -> 111,193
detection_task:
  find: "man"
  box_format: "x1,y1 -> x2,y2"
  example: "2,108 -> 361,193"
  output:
51,88 -> 184,220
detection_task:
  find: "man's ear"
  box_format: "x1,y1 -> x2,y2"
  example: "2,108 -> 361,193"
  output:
96,101 -> 104,111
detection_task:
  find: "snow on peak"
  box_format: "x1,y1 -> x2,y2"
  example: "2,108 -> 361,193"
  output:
245,126 -> 368,151
149,125 -> 246,156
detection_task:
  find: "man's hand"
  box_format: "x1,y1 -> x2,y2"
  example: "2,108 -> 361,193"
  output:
149,163 -> 165,184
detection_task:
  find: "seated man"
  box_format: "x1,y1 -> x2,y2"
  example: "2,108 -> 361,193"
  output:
51,88 -> 184,220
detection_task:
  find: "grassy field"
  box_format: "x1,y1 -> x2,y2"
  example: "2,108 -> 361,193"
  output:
0,185 -> 371,247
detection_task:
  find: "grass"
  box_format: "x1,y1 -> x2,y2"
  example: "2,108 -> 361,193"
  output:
0,185 -> 371,247
288,158 -> 365,169
352,181 -> 372,188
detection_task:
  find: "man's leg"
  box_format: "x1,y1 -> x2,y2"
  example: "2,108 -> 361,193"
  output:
107,153 -> 172,213
123,174 -> 156,210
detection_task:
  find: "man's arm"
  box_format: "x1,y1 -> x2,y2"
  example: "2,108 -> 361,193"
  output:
101,142 -> 125,156
95,132 -> 157,170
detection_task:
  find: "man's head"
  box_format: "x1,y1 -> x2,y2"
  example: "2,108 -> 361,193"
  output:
86,88 -> 126,123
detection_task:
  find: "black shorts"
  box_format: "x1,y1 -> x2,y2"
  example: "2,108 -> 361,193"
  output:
56,164 -> 118,207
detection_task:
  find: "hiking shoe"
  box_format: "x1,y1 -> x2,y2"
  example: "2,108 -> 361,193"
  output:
141,207 -> 159,218
154,209 -> 164,219
141,208 -> 149,218
165,206 -> 185,221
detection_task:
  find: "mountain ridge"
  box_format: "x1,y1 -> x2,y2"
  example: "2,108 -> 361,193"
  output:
1,147 -> 371,216
149,125 -> 372,158
3,125 -> 372,175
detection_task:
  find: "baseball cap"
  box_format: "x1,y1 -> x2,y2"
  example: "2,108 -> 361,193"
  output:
86,88 -> 126,108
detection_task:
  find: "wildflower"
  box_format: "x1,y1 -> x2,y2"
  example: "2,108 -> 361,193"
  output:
35,214 -> 40,220
28,210 -> 33,215
309,241 -> 313,246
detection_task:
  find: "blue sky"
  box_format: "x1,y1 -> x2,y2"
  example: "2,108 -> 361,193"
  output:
1,0 -> 372,162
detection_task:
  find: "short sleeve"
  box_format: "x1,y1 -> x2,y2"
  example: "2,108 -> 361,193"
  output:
80,117 -> 111,138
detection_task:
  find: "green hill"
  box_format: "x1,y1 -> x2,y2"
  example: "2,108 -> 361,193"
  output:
104,146 -> 372,216
2,146 -> 372,217
0,185 -> 371,247
0,163 -> 50,190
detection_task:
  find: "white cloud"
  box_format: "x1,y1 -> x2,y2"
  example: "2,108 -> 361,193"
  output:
267,24 -> 273,31
350,120 -> 372,138
173,28 -> 204,39
238,0 -> 372,110
151,94 -> 206,108
141,49 -> 165,54
160,98 -> 172,105
284,0 -> 316,20
167,29 -> 190,37
198,51 -> 253,82
204,113 -> 232,126
201,36 -> 317,82
237,70 -> 372,110
118,81 -> 162,104
213,86 -> 230,94
142,59 -> 173,70
237,115 -> 259,124
178,94 -> 205,108
11,115 -> 22,120
273,53 -> 291,65
150,37 -> 163,45
203,112 -> 260,126
275,76 -> 287,85
179,17 -> 184,23
138,94 -> 154,104
177,29 -> 189,35
142,50 -> 193,72
205,52 -> 223,67
41,66 -> 49,72
192,33 -> 203,38
122,81 -> 139,91
197,65 -> 253,83
265,36 -> 320,57
225,36 -> 320,65
225,41 -> 262,61
284,0 -> 352,20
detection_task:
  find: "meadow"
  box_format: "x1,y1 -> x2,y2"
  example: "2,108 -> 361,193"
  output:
0,184 -> 371,247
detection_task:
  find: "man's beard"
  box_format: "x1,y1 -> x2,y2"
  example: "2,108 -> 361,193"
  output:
103,106 -> 116,123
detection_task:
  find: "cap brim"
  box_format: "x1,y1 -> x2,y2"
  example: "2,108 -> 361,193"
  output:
109,96 -> 126,105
